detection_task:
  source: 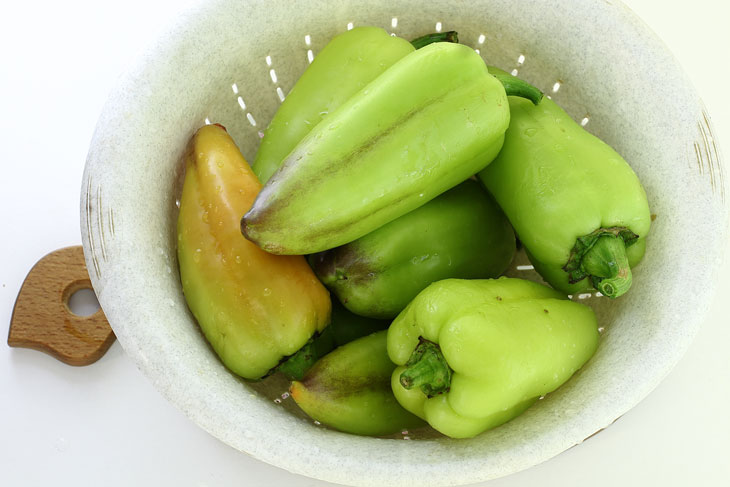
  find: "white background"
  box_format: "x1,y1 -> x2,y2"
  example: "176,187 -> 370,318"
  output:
1,1 -> 728,485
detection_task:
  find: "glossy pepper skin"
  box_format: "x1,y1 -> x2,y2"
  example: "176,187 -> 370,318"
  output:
309,180 -> 515,319
276,299 -> 389,380
251,27 -> 414,184
290,331 -> 425,436
177,124 -> 331,380
479,70 -> 651,298
242,42 -> 540,255
387,278 -> 599,439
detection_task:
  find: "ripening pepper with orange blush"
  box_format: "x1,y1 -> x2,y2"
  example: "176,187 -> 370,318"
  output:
176,124 -> 331,380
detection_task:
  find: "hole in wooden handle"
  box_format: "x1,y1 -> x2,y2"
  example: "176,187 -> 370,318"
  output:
8,246 -> 115,366
64,282 -> 101,317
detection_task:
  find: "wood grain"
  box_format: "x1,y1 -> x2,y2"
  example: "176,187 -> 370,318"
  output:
8,245 -> 115,366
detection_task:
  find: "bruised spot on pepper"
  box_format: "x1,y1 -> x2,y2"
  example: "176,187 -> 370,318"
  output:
310,245 -> 378,287
298,373 -> 387,399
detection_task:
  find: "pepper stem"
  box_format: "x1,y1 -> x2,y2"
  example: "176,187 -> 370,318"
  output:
581,235 -> 633,299
399,338 -> 452,396
275,327 -> 335,380
490,70 -> 544,105
410,31 -> 459,49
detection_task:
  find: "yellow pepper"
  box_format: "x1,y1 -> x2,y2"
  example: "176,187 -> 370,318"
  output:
177,124 -> 331,380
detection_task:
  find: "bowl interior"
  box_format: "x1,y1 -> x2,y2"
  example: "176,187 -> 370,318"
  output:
81,0 -> 727,485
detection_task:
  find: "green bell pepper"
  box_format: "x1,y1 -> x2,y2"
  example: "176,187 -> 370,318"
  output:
387,278 -> 599,438
176,125 -> 331,380
309,179 -> 515,319
242,42 -> 542,255
478,69 -> 651,298
290,331 -> 425,436
252,27 -> 458,184
252,26 -> 414,184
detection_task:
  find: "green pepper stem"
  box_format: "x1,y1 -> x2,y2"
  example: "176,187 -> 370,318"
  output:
490,71 -> 544,105
410,31 -> 459,49
581,235 -> 633,299
399,338 -> 452,396
275,327 -> 335,380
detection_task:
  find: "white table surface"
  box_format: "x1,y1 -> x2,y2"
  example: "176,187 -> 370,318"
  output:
2,1 -> 729,485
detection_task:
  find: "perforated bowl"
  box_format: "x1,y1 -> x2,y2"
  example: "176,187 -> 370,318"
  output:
80,0 -> 727,485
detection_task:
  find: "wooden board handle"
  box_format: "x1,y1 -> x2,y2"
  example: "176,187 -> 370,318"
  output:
8,245 -> 115,366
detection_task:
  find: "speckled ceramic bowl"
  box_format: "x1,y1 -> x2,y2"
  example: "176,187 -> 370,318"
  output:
80,0 -> 727,485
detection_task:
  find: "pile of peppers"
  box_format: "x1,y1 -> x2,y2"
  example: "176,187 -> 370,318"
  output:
176,26 -> 650,439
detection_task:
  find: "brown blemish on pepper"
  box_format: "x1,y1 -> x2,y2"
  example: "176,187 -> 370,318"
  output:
309,244 -> 377,287
296,370 -> 388,399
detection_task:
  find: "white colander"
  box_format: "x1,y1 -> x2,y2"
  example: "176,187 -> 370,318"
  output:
80,0 -> 728,485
